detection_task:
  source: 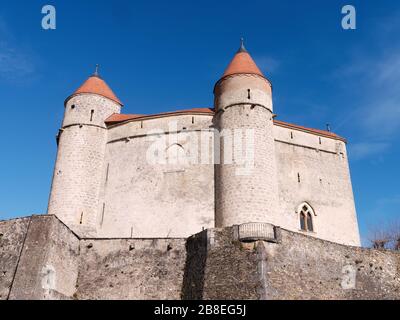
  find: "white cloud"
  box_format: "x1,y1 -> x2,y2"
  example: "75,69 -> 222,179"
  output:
348,142 -> 390,161
0,17 -> 35,81
333,20 -> 400,160
362,100 -> 400,139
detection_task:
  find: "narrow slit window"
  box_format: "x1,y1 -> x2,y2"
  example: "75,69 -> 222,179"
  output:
90,110 -> 94,122
106,164 -> 110,182
100,204 -> 105,227
247,89 -> 251,99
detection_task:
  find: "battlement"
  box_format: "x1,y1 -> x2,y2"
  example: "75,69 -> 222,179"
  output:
1,215 -> 398,300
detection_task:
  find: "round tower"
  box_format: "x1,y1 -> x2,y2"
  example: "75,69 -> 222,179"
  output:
214,40 -> 280,228
48,66 -> 122,236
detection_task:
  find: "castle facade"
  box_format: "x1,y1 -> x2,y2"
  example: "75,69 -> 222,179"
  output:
47,42 -> 360,246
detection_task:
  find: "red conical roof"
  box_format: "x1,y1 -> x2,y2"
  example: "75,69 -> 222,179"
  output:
222,40 -> 264,78
69,70 -> 122,105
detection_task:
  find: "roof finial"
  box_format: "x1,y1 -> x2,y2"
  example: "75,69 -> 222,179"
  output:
93,64 -> 100,77
238,37 -> 247,53
326,123 -> 331,132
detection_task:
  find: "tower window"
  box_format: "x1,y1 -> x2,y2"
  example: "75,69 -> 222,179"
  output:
298,203 -> 315,232
247,89 -> 251,100
90,110 -> 94,122
71,105 -> 76,110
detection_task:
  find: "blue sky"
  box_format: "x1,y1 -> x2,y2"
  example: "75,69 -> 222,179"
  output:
0,0 -> 399,245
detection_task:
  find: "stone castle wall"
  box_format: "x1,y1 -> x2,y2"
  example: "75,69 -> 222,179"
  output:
214,74 -> 279,228
274,124 -> 360,246
48,94 -> 121,237
47,92 -> 360,245
0,215 -> 398,300
101,114 -> 215,238
95,111 -> 359,245
214,104 -> 280,227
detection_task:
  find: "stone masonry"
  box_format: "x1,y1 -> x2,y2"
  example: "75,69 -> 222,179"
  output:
0,215 -> 398,300
45,42 -> 360,246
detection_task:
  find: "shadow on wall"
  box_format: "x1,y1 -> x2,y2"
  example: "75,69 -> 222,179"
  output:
181,230 -> 208,300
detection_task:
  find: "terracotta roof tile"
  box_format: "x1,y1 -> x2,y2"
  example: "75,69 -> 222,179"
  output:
222,51 -> 264,78
273,120 -> 346,142
105,108 -> 214,124
105,108 -> 346,141
67,75 -> 123,105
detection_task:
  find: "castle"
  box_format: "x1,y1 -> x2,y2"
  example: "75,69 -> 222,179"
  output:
47,41 -> 360,246
1,42 -> 399,300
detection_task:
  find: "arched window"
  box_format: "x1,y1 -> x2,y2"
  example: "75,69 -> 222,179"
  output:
298,203 -> 315,232
165,143 -> 187,172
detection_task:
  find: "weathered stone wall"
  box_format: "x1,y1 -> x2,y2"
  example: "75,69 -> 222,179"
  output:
214,74 -> 280,229
274,124 -> 360,246
48,90 -> 360,246
0,218 -> 30,300
183,228 -> 262,300
48,94 -> 121,237
183,225 -> 399,300
101,114 -> 215,238
0,216 -> 398,300
75,238 -> 187,300
262,228 -> 400,300
8,215 -> 80,300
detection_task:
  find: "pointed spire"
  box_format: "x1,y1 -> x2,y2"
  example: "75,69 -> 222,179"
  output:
221,40 -> 264,78
66,67 -> 123,106
238,37 -> 247,53
92,64 -> 101,78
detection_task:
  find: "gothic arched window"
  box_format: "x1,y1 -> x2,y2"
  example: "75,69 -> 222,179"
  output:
298,203 -> 315,232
